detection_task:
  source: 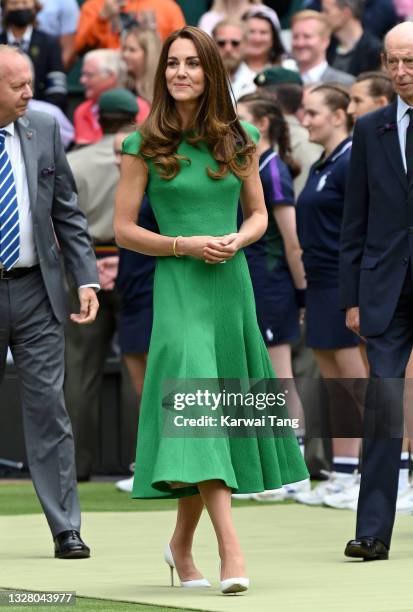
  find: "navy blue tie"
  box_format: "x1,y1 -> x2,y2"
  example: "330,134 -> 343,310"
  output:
0,129 -> 20,270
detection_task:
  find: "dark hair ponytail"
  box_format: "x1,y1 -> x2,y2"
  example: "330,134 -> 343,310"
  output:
238,93 -> 301,178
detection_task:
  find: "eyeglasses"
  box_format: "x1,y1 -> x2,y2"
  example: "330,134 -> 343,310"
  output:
216,39 -> 242,48
81,68 -> 110,79
81,71 -> 101,79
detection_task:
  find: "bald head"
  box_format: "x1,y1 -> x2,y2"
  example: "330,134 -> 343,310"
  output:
383,22 -> 413,105
0,44 -> 30,78
0,45 -> 32,126
385,21 -> 413,52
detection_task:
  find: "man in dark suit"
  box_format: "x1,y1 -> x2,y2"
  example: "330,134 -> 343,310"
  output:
340,22 -> 413,560
0,45 -> 99,557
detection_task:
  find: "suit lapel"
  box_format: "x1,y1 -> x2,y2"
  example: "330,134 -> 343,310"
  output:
16,115 -> 38,209
376,101 -> 408,191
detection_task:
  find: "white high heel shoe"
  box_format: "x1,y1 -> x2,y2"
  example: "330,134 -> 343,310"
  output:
219,562 -> 250,595
164,544 -> 211,588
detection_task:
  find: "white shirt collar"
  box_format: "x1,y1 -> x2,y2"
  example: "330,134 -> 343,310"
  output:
7,25 -> 33,46
397,95 -> 413,123
0,122 -> 15,137
301,60 -> 328,84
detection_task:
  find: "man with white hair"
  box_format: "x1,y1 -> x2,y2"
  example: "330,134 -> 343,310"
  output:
74,48 -> 149,145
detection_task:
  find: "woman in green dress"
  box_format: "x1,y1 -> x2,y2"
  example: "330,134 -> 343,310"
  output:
114,25 -> 308,595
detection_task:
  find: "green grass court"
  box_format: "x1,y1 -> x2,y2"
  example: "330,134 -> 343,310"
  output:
1,481 -> 413,612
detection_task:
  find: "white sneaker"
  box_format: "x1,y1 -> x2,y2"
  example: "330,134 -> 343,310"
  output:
250,479 -> 311,503
295,471 -> 353,506
323,474 -> 360,510
115,476 -> 134,493
251,488 -> 286,502
396,484 -> 413,513
283,478 -> 311,500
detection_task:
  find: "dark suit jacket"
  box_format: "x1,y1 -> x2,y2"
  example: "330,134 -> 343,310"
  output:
339,100 -> 412,337
327,31 -> 382,76
16,111 -> 99,323
0,29 -> 67,111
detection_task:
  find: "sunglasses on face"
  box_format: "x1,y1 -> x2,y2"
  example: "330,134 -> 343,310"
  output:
216,39 -> 242,48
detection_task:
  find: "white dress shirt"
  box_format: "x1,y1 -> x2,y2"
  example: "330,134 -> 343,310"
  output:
230,62 -> 257,102
397,95 -> 413,173
1,121 -> 99,289
2,122 -> 38,267
301,60 -> 328,85
6,25 -> 33,53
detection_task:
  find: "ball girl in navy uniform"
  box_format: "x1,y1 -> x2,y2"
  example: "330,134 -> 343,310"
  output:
296,84 -> 368,505
237,93 -> 308,500
237,94 -> 305,376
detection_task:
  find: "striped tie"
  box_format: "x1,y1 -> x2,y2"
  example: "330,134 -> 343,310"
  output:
0,129 -> 20,270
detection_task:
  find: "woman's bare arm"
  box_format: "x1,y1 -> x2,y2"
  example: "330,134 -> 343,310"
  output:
273,205 -> 306,290
114,154 -> 177,255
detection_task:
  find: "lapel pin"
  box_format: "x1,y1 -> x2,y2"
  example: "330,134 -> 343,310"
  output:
26,131 -> 33,139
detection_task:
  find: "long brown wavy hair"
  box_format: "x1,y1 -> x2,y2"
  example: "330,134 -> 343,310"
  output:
139,26 -> 256,181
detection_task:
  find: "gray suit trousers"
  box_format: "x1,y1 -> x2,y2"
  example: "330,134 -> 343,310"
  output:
0,269 -> 80,537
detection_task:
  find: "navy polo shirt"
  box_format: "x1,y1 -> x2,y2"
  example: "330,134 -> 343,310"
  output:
245,148 -> 295,277
296,137 -> 352,287
115,196 -> 158,307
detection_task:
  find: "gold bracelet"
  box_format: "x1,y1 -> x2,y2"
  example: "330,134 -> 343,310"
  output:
173,236 -> 182,258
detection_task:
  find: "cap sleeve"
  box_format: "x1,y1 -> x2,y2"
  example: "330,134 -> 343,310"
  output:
122,130 -> 143,156
240,120 -> 260,145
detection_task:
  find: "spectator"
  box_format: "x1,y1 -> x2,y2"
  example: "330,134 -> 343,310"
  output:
322,0 -> 383,76
254,67 -> 322,197
74,49 -> 150,145
36,0 -> 79,70
0,0 -> 67,110
212,18 -> 256,101
307,0 -> 398,39
75,0 -> 186,56
122,25 -> 161,103
291,10 -> 354,85
65,88 -> 139,482
347,70 -> 395,122
236,93 -> 309,504
295,83 -> 367,507
243,7 -> 287,73
199,0 -> 264,36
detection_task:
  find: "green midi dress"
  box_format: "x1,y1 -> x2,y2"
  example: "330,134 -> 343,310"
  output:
122,122 -> 309,499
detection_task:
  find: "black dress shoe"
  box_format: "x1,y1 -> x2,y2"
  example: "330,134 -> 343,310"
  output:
344,537 -> 389,561
54,530 -> 90,559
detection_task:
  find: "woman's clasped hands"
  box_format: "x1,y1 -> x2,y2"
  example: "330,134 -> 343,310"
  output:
176,233 -> 245,263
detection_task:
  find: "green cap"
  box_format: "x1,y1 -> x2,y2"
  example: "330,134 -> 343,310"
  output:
98,88 -> 138,115
254,68 -> 303,87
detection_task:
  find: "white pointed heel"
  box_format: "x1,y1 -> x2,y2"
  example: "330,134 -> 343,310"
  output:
220,577 -> 250,594
219,561 -> 249,594
164,544 -> 211,588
